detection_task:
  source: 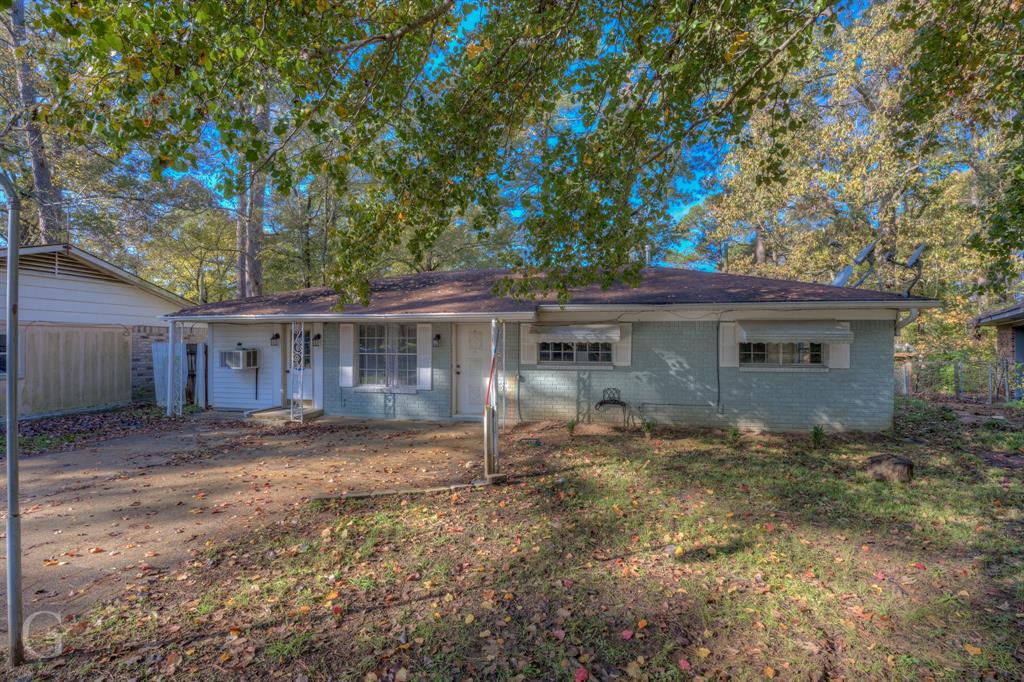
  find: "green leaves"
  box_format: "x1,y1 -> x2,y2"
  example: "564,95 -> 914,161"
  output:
40,0 -> 842,299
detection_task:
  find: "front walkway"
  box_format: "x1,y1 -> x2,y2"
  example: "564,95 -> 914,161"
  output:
0,413 -> 485,631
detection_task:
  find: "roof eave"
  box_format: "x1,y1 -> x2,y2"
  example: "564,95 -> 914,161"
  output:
538,299 -> 942,313
166,298 -> 941,322
163,311 -> 538,323
975,308 -> 1024,326
0,243 -> 192,308
65,246 -> 192,308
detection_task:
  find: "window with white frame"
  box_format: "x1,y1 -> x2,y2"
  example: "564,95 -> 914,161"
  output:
538,341 -> 613,364
358,323 -> 418,387
0,333 -> 7,376
739,341 -> 823,366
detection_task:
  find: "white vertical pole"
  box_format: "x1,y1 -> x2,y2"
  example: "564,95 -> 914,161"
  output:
485,319 -> 499,478
166,320 -> 175,416
500,321 -> 506,429
1,171 -> 24,666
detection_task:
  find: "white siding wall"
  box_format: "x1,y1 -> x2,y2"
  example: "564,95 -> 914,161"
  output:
209,324 -> 283,410
0,269 -> 181,326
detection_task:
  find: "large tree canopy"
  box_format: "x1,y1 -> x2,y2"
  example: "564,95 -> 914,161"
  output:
892,0 -> 1024,291
39,0 -> 836,301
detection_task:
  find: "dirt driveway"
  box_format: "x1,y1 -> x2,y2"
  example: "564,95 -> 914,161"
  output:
0,413 -> 485,631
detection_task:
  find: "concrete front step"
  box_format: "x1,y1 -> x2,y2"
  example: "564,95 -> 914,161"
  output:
248,406 -> 324,422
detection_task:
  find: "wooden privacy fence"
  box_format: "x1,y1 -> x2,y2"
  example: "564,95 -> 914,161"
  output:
895,357 -> 1023,403
0,324 -> 131,417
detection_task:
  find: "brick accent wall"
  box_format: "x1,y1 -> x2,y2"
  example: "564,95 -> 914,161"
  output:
322,322 -> 454,420
317,318 -> 897,432
131,325 -> 207,404
507,320 -> 895,432
131,326 -> 166,403
996,324 -> 1017,362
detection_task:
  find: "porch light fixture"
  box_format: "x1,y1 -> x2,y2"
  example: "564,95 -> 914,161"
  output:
312,333 -> 322,347
433,333 -> 442,348
270,333 -> 280,346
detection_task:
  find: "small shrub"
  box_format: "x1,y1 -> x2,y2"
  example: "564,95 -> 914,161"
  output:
727,426 -> 742,447
566,419 -> 577,436
811,424 -> 827,449
640,417 -> 657,439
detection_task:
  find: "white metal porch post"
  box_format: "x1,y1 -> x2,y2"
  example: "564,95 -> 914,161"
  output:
165,320 -> 175,417
289,321 -> 304,422
483,318 -> 500,480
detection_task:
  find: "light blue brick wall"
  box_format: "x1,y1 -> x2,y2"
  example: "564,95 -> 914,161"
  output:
321,322 -> 453,420
320,319 -> 894,431
508,319 -> 894,432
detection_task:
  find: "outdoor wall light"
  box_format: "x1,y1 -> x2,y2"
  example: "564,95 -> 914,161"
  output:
270,333 -> 280,346
433,333 -> 442,348
312,333 -> 322,347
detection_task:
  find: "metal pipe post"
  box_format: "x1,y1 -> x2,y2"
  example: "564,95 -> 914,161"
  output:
166,321 -> 175,416
1,171 -> 24,666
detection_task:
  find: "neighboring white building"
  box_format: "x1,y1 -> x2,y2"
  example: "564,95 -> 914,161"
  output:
0,243 -> 193,417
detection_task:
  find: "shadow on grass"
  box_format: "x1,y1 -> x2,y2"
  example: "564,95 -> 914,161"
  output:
19,415 -> 1024,681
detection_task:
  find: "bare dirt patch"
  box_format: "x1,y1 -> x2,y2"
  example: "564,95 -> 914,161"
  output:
1,413 -> 484,632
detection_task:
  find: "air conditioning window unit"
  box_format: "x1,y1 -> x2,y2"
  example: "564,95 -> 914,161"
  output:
220,348 -> 259,370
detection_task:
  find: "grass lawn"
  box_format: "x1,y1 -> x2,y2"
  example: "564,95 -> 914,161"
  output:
23,399 -> 1024,680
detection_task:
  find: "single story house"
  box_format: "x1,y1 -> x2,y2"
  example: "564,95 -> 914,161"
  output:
166,267 -> 938,432
976,302 -> 1024,366
0,243 -> 197,417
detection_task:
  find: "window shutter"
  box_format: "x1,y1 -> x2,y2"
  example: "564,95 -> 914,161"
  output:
339,323 -> 354,387
612,323 -> 632,366
416,323 -> 432,390
719,322 -> 739,368
829,343 -> 850,369
520,323 -> 538,365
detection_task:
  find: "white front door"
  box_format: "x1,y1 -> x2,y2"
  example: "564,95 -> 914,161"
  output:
456,324 -> 491,417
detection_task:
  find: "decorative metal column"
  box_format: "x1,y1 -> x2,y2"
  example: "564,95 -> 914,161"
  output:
483,319 -> 502,481
290,321 -> 305,422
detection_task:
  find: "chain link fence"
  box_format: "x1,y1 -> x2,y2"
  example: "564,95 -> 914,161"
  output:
895,357 -> 1023,403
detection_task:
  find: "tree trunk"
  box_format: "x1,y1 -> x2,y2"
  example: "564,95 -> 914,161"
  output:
301,192 -> 313,288
197,260 -> 208,304
246,103 -> 270,297
753,227 -> 767,265
235,169 -> 248,299
10,0 -> 64,243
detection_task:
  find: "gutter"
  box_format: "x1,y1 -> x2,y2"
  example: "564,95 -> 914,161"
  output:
974,309 -> 1024,327
536,299 -> 942,313
166,298 -> 942,323
162,311 -> 538,323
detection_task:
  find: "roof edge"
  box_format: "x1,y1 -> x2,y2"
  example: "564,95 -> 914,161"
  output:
975,305 -> 1024,327
539,299 -> 942,312
165,298 -> 941,322
0,243 -> 192,308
